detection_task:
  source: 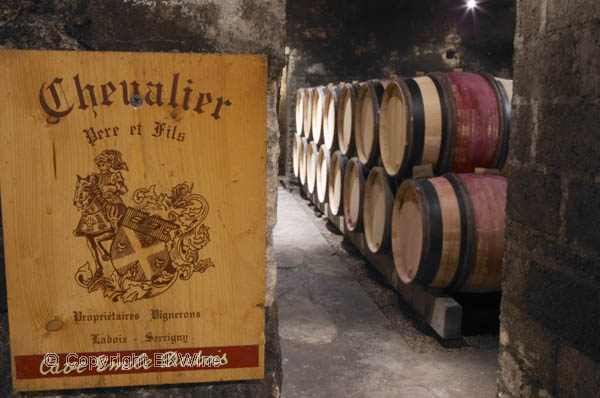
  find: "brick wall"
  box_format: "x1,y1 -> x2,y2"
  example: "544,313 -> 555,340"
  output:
499,0 -> 600,396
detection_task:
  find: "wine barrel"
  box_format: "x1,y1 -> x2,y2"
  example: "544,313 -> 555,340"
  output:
428,72 -> 509,173
496,78 -> 513,100
490,76 -> 513,172
363,167 -> 396,254
343,157 -> 368,232
306,141 -> 319,194
292,134 -> 301,178
355,80 -> 385,167
311,86 -> 327,145
379,76 -> 451,177
337,82 -> 361,156
323,84 -> 343,150
316,145 -> 331,204
298,137 -> 308,186
328,150 -> 348,216
302,88 -> 315,140
296,88 -> 305,136
391,172 -> 506,292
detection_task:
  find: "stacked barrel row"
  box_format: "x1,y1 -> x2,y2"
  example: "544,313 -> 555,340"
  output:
293,72 -> 512,293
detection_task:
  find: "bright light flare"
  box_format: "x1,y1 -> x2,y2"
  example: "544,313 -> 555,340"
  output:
466,0 -> 477,9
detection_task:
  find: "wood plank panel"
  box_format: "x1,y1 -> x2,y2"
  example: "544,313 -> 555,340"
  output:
0,50 -> 267,391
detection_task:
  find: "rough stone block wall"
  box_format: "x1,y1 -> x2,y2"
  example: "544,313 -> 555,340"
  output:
281,0 -> 516,178
0,0 -> 284,396
499,0 -> 600,396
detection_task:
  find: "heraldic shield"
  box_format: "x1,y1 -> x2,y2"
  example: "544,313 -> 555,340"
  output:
110,207 -> 178,283
74,149 -> 215,303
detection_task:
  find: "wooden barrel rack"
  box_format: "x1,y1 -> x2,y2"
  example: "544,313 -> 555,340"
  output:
292,71 -> 512,340
299,175 -> 463,340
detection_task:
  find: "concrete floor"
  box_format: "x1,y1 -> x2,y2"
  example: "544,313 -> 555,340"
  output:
274,186 -> 498,398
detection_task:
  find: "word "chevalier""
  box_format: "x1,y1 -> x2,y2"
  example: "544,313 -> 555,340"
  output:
39,73 -> 232,122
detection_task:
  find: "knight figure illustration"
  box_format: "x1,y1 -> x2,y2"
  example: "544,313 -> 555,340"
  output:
73,149 -> 128,277
72,149 -> 214,303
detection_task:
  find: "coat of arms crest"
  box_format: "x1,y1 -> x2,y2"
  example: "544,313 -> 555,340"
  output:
73,149 -> 214,302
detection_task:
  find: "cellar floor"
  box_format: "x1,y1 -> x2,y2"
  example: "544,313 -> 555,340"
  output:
274,185 -> 499,398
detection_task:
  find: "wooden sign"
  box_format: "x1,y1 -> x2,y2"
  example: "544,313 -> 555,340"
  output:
0,50 -> 267,391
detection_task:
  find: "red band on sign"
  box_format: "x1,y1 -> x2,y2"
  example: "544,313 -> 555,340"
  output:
15,345 -> 259,379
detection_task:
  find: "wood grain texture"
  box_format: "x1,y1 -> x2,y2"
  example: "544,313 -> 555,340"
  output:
379,81 -> 409,177
306,141 -> 319,194
327,151 -> 347,216
323,85 -> 342,150
296,89 -> 305,136
337,83 -> 360,156
391,181 -> 423,284
414,76 -> 443,168
445,72 -> 501,173
356,85 -> 375,164
303,88 -> 314,140
293,134 -> 301,178
427,177 -> 461,288
316,145 -> 331,204
391,173 -> 505,292
311,86 -> 327,145
355,81 -> 383,167
363,167 -> 394,254
459,174 -> 506,292
299,137 -> 308,186
0,50 -> 267,391
343,158 -> 366,232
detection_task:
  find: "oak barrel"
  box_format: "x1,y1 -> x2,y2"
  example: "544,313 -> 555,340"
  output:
428,72 -> 509,173
491,76 -> 513,172
298,137 -> 308,186
343,157 -> 368,232
306,141 -> 319,194
323,84 -> 343,150
296,88 -> 305,136
292,134 -> 302,178
355,80 -> 385,167
302,87 -> 315,140
311,86 -> 327,145
316,145 -> 331,204
391,172 -> 506,292
496,78 -> 513,100
328,150 -> 348,216
337,82 -> 361,156
379,76 -> 450,177
363,167 -> 396,254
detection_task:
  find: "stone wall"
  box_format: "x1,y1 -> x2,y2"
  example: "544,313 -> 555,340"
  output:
498,0 -> 600,396
280,0 -> 516,178
0,0 -> 284,396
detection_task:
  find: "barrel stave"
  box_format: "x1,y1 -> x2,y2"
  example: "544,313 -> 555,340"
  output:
328,151 -> 348,216
312,86 -> 327,145
363,167 -> 395,254
316,145 -> 331,203
337,83 -> 361,156
299,137 -> 309,186
306,141 -> 319,194
293,134 -> 301,178
303,88 -> 315,140
323,84 -> 343,150
343,157 -> 367,231
296,88 -> 305,136
355,80 -> 385,167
